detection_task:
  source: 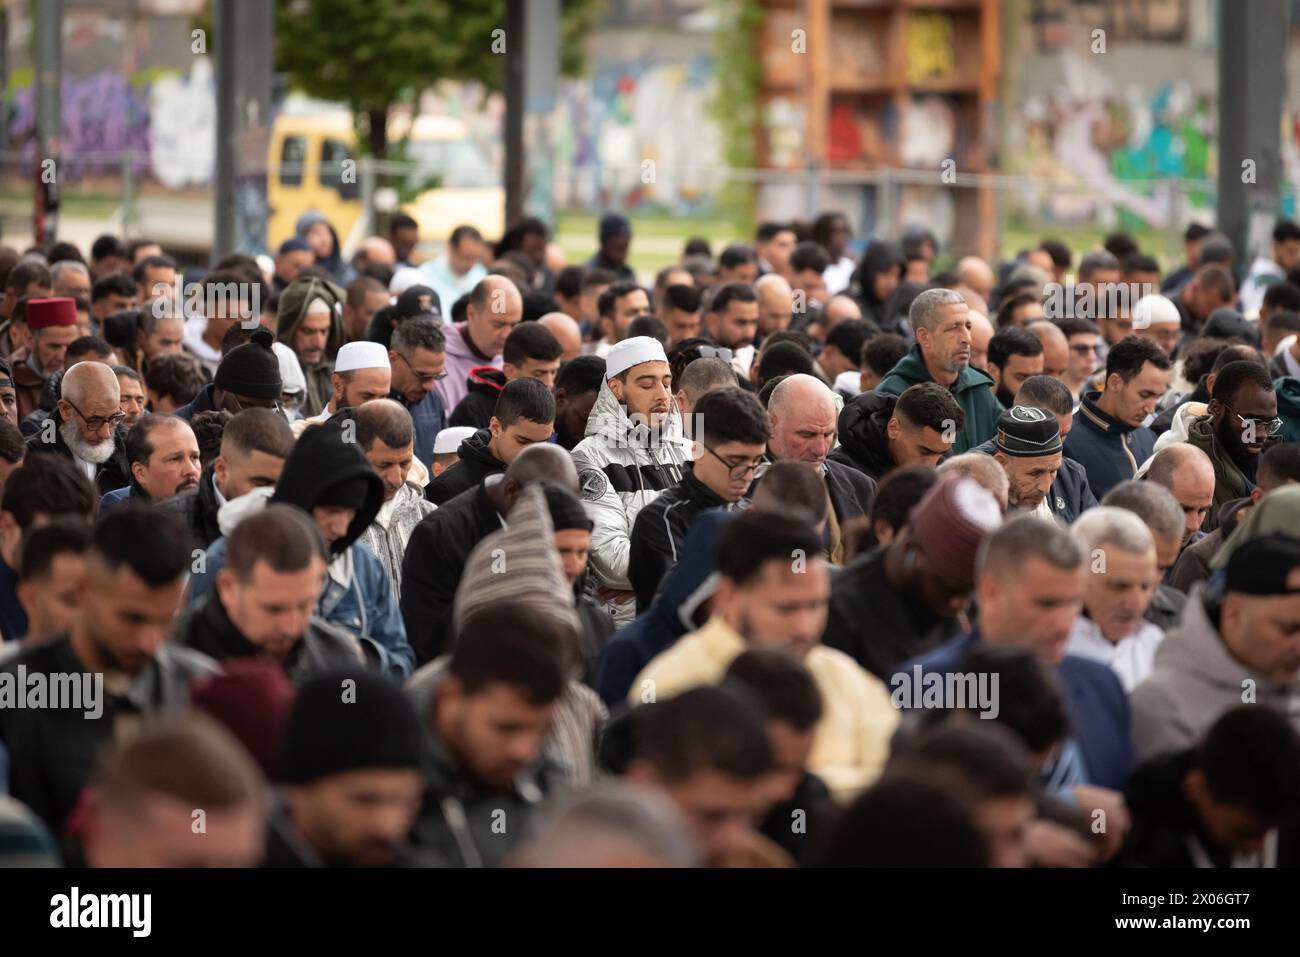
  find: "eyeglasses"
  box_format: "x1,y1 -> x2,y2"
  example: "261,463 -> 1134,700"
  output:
64,398 -> 125,432
395,352 -> 448,383
1070,343 -> 1099,355
229,394 -> 282,414
696,345 -> 733,363
703,445 -> 764,481
1226,406 -> 1284,437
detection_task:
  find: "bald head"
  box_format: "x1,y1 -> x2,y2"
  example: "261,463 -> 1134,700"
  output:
767,373 -> 838,467
755,272 -> 794,336
504,442 -> 579,492
539,312 -> 583,361
1145,443 -> 1216,546
1026,320 -> 1069,380
353,398 -> 413,447
958,256 -> 995,302
938,452 -> 1009,512
824,294 -> 863,328
968,311 -> 995,371
466,275 -> 524,358
358,236 -> 396,267
61,360 -> 121,407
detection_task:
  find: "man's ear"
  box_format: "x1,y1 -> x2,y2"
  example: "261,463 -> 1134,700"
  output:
213,455 -> 228,486
131,461 -> 149,489
607,376 -> 624,403
1205,373 -> 1218,395
987,361 -> 1002,387
214,567 -> 236,606
1106,372 -> 1123,394
886,416 -> 901,440
1207,398 -> 1224,418
489,416 -> 502,438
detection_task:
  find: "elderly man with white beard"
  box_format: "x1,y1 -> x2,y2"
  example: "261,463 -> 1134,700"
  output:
23,361 -> 131,495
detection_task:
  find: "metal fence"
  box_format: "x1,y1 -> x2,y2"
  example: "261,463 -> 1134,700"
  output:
0,148 -> 1289,274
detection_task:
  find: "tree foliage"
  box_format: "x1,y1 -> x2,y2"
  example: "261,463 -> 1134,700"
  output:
273,0 -> 601,157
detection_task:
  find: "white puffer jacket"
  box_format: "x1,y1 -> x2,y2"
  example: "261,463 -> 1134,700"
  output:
570,380 -> 689,625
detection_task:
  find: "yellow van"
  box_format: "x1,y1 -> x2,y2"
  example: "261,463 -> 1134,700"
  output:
266,111 -> 505,257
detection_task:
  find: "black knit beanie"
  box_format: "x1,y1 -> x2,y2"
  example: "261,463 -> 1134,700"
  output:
215,327 -> 282,400
277,669 -> 425,784
544,483 -> 593,532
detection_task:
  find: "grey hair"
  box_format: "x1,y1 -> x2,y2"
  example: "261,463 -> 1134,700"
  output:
1078,250 -> 1120,280
1100,481 -> 1183,544
938,452 -> 1009,503
521,781 -> 700,867
908,287 -> 966,334
978,514 -> 1084,580
51,260 -> 89,281
1071,505 -> 1156,556
139,308 -> 184,335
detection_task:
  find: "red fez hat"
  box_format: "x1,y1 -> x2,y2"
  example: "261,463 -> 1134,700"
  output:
25,297 -> 79,330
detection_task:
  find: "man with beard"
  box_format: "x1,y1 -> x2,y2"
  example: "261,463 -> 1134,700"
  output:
409,603 -> 571,867
187,417 -> 414,679
177,506 -> 368,684
987,406 -> 1064,517
12,297 -> 80,421
349,400 -> 435,596
160,408 -> 294,550
266,670 -> 427,867
552,355 -> 605,451
175,327 -> 283,422
876,289 -> 1002,453
632,511 -> 899,800
99,414 -> 201,511
276,274 -> 346,418
0,508 -> 219,833
986,326 -> 1044,408
572,336 -> 688,627
387,318 -> 447,471
704,282 -> 760,379
24,360 -> 131,494
759,374 -> 876,563
1185,361 -> 1280,533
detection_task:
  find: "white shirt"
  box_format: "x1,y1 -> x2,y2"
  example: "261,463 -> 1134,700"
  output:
72,454 -> 96,482
823,256 -> 857,296
1065,615 -> 1164,692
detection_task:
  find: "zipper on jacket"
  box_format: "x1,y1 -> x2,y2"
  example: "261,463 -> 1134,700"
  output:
441,795 -> 485,868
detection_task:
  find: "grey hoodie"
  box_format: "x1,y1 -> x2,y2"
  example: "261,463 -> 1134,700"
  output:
1130,585 -> 1300,759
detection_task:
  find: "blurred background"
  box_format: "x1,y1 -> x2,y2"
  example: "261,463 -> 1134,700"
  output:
4,0 -> 1300,278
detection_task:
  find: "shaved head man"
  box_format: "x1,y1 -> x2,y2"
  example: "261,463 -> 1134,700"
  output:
1145,443 -> 1217,548
1027,320 -> 1070,381
768,374 -> 838,469
538,312 -> 584,361
764,372 -> 874,562
754,273 -> 794,339
958,256 -> 996,304
968,311 -> 995,372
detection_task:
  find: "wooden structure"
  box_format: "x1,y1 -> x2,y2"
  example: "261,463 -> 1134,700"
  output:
755,0 -> 1002,259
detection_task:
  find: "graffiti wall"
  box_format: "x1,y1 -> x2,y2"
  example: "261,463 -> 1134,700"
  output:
1004,0 -> 1219,231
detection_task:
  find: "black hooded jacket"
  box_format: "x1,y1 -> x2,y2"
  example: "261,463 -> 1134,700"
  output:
269,418 -> 384,555
829,390 -> 897,483
449,367 -> 507,430
425,427 -> 503,506
849,241 -> 906,326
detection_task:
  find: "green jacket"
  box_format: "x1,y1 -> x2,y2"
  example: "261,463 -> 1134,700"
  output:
1275,376 -> 1300,445
876,344 -> 1003,453
1185,414 -> 1252,534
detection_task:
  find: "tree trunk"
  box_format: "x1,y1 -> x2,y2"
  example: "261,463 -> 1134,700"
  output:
366,107 -> 388,160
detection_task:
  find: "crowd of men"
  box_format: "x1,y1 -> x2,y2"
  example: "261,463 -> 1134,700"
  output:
0,208 -> 1299,869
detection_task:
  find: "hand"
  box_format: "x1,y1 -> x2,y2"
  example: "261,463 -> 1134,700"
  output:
1024,820 -> 1098,868
1071,784 -> 1131,861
